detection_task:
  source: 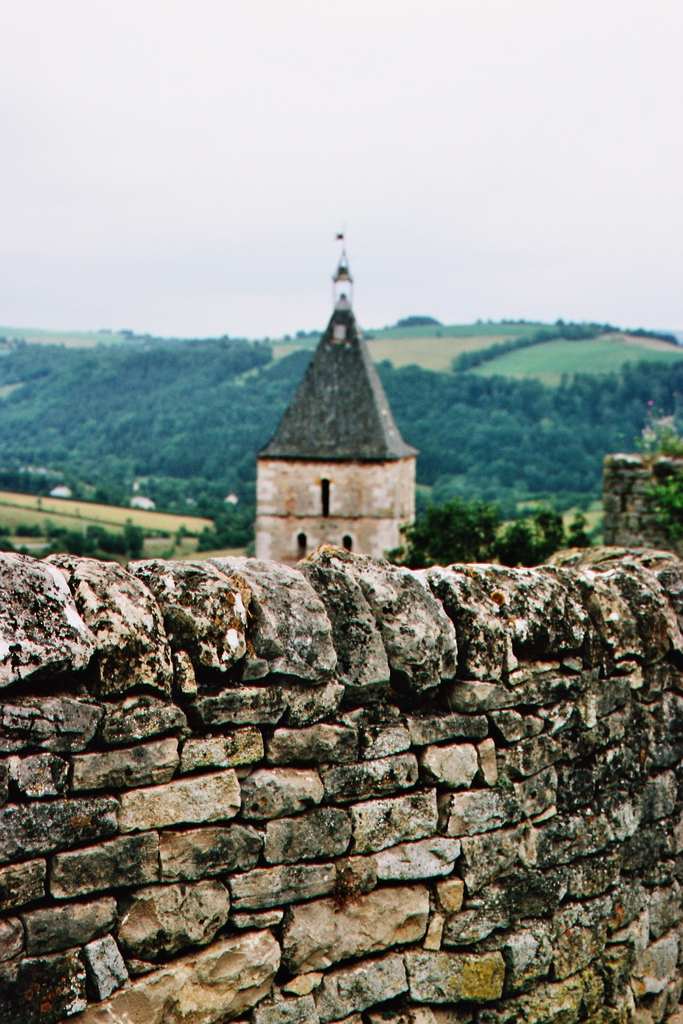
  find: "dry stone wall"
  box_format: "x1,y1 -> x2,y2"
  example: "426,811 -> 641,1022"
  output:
0,546 -> 682,1024
603,453 -> 683,554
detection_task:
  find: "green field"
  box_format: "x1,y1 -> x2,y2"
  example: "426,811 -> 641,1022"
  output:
270,321 -> 542,370
472,333 -> 683,384
0,327 -> 132,348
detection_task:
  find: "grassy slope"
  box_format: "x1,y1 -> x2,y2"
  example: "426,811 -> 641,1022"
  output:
472,333 -> 683,384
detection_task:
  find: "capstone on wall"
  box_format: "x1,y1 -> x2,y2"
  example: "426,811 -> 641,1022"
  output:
256,457 -> 415,562
1,545 -> 683,1024
603,453 -> 683,555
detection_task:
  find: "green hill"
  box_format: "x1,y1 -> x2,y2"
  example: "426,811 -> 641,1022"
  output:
472,332 -> 683,384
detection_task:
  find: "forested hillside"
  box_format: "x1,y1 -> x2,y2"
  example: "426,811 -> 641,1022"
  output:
0,338 -> 679,540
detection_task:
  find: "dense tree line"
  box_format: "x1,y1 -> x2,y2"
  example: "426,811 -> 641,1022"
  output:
0,339 -> 680,542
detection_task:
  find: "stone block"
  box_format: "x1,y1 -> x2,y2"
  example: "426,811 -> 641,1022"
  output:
459,827 -> 528,892
642,771 -> 678,823
322,753 -> 419,803
0,948 -> 87,1022
100,694 -> 187,746
48,554 -> 174,697
551,923 -> 606,981
0,552 -> 96,690
0,695 -> 102,754
229,862 -> 336,910
71,738 -> 179,791
22,896 -> 116,955
188,687 -> 287,727
351,789 -> 438,854
406,712 -> 488,745
436,877 -> 464,913
443,905 -> 508,946
117,880 -> 230,960
130,559 -> 248,670
160,824 -> 262,880
281,681 -> 345,727
315,953 -> 408,1023
373,837 -> 461,881
282,973 -> 324,996
119,769 -> 240,831
500,735 -> 562,778
497,923 -> 554,993
72,928 -> 280,1024
0,857 -> 45,910
419,743 -> 478,788
439,789 -> 522,837
648,883 -> 683,939
264,808 -> 352,864
513,767 -> 558,818
477,738 -> 498,786
180,728 -> 264,772
254,995 -> 319,1024
369,1010 -> 473,1024
240,767 -> 324,820
564,854 -> 620,900
211,557 -> 337,682
426,565 -> 516,682
344,554 -> 460,692
532,813 -> 614,868
173,649 -> 197,694
0,917 -> 22,962
359,724 -> 411,760
404,949 -> 505,1003
446,682 -> 519,713
299,548 -> 390,691
490,709 -> 543,743
0,796 -> 118,866
267,724 -> 358,765
231,909 -> 284,929
10,752 -> 69,797
51,832 -> 160,898
83,934 -> 128,1000
282,884 -> 429,972
632,931 -> 680,995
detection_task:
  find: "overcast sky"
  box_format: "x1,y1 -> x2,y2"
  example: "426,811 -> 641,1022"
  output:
0,2 -> 682,338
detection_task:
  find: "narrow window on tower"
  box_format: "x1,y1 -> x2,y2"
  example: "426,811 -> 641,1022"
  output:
343,534 -> 352,551
321,479 -> 330,517
297,532 -> 307,558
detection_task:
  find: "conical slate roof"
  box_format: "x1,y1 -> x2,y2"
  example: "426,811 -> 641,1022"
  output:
260,305 -> 417,461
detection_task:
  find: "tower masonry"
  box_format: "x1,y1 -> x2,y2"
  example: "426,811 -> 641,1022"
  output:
256,256 -> 417,563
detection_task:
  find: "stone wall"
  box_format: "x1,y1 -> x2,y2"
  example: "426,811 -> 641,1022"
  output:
0,546 -> 683,1024
603,453 -> 683,554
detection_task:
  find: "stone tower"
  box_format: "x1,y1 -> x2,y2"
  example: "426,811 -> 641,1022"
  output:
256,256 -> 417,563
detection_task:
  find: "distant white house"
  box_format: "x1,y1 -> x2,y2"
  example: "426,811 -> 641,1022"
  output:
224,493 -> 239,505
49,486 -> 73,499
131,496 -> 156,510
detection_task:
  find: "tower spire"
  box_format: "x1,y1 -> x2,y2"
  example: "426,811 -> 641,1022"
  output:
333,236 -> 353,310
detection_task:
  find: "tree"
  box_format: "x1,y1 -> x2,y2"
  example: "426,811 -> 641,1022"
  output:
495,507 -> 565,567
567,512 -> 591,548
389,498 -> 500,568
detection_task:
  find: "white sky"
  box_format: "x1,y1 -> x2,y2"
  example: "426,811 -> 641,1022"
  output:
0,1 -> 682,338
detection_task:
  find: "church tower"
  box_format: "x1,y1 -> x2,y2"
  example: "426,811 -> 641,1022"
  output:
256,253 -> 417,564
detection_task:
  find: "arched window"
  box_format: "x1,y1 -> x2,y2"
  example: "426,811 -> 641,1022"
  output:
321,478 -> 330,517
297,532 -> 307,558
342,534 -> 352,551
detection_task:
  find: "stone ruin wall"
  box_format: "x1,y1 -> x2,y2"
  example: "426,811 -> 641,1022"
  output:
603,454 -> 683,555
1,546 -> 683,1024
